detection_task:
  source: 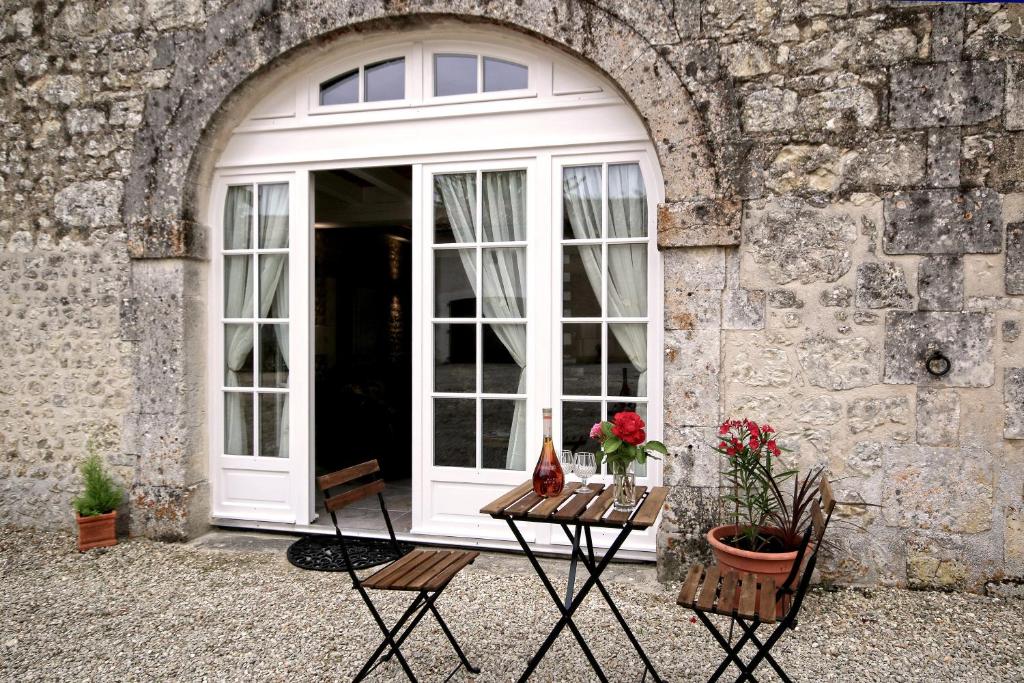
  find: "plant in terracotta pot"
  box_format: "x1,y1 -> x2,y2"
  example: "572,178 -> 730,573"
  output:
73,450 -> 125,552
591,411 -> 667,511
707,418 -> 823,589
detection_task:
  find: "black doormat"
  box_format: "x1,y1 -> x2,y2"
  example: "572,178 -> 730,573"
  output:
286,534 -> 414,572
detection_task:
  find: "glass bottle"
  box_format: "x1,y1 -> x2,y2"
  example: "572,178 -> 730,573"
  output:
532,408 -> 564,497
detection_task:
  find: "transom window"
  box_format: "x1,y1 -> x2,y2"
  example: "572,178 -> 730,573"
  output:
433,54 -> 528,96
319,57 -> 405,105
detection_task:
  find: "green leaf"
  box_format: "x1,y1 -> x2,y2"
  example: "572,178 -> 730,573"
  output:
603,436 -> 622,453
645,440 -> 668,455
601,422 -> 615,439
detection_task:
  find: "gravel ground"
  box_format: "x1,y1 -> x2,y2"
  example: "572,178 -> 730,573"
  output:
1,526 -> 1022,682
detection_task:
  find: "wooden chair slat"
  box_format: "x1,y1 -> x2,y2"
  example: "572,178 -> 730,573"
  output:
757,576 -> 777,624
506,492 -> 545,516
632,486 -> 669,528
812,501 -> 826,544
317,460 -> 380,491
717,570 -> 738,615
424,551 -> 480,591
479,481 -> 534,516
677,564 -> 704,606
605,486 -> 647,524
324,479 -> 385,512
737,573 -> 758,619
820,477 -> 836,515
556,485 -> 607,521
395,551 -> 456,590
695,566 -> 721,610
362,549 -> 429,588
526,483 -> 580,520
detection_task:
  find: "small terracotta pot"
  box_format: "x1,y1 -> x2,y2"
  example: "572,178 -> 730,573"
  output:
76,511 -> 118,552
707,525 -> 805,616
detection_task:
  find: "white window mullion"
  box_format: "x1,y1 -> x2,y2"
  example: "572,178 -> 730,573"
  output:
475,170 -> 484,471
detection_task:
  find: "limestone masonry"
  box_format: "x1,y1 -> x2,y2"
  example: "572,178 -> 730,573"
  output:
1,0 -> 1022,591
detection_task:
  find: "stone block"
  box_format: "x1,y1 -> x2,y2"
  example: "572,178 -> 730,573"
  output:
845,136 -> 926,189
916,388 -> 960,447
665,289 -> 720,331
1008,62 -> 1024,131
767,289 -> 803,309
722,289 -> 765,330
727,344 -> 794,387
53,180 -> 124,229
129,481 -> 208,541
856,262 -> 913,309
890,61 -> 1004,128
1006,368 -> 1024,439
1007,223 -> 1024,295
929,3 -> 964,62
917,255 -> 964,311
741,87 -> 797,132
797,396 -> 844,426
663,247 -> 726,290
820,285 -> 853,308
796,334 -> 881,390
1006,507 -> 1024,576
744,198 -> 858,285
884,311 -> 995,387
847,397 -> 909,434
128,218 -> 207,260
883,189 -> 1002,255
665,330 -> 721,427
799,83 -> 879,133
925,128 -> 960,188
882,444 -> 994,534
658,199 -> 741,248
1003,319 -> 1021,343
663,426 -> 719,488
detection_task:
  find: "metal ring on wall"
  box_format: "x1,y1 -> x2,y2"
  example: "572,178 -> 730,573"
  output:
925,350 -> 951,377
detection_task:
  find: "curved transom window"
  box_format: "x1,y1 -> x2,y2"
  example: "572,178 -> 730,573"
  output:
433,54 -> 528,96
319,57 -> 405,105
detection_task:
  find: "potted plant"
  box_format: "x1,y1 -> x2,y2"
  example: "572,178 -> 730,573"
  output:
591,411 -> 667,511
73,450 -> 125,552
707,418 -> 825,588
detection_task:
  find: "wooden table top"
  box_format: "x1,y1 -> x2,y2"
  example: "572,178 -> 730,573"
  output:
480,481 -> 669,531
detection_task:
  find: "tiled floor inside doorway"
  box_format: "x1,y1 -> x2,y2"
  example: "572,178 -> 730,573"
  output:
312,479 -> 412,534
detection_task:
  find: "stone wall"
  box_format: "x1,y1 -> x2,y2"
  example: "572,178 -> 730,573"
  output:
1,0 -> 1022,589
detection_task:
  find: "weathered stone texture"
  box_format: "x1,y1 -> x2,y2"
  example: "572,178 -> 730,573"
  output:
1005,369 -> 1024,439
1007,223 -> 1024,296
848,397 -> 909,434
658,199 -> 740,248
664,330 -> 721,428
883,190 -> 1003,255
890,61 -> 1004,128
722,289 -> 765,330
856,262 -> 913,310
926,128 -> 961,188
884,311 -> 995,387
918,255 -> 964,312
916,388 -> 960,447
1008,61 -> 1024,131
797,334 -> 881,390
1004,319 -> 1022,343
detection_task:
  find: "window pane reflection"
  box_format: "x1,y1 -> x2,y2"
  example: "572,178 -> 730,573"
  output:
434,249 -> 475,318
364,58 -> 405,102
482,400 -> 524,470
434,399 -> 476,467
259,393 -> 288,458
562,245 -> 601,317
435,54 -> 477,96
562,401 -> 602,454
483,58 -> 528,92
563,323 -> 602,396
434,323 -> 476,393
320,69 -> 358,105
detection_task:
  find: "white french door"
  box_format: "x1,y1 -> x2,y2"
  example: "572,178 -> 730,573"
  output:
210,171 -> 312,523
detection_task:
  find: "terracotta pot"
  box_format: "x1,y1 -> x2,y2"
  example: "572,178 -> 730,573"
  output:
707,524 -> 804,588
76,511 -> 118,552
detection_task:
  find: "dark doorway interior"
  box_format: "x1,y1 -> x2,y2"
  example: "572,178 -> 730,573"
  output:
313,167 -> 413,484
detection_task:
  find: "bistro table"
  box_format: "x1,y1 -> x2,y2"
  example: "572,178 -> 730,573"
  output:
480,480 -> 670,683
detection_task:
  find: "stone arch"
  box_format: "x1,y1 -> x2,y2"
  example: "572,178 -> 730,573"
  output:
120,1 -> 726,539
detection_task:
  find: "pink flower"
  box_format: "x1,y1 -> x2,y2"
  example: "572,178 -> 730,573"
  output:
590,422 -> 603,440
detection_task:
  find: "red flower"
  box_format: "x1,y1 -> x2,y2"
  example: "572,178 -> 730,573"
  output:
726,447 -> 737,457
749,438 -> 760,450
719,422 -> 730,435
761,424 -> 774,435
718,441 -> 728,450
746,420 -> 761,439
767,440 -> 781,456
612,411 -> 647,446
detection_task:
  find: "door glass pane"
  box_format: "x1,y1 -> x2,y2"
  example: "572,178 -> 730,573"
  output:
259,324 -> 289,388
607,244 -> 647,317
563,323 -> 602,395
258,255 -> 288,317
606,403 -> 647,476
562,401 -> 602,454
223,186 -> 253,249
563,245 -> 601,317
483,58 -> 528,92
320,69 -> 358,105
607,163 -> 647,238
482,170 -> 526,242
259,393 -> 288,458
434,54 -> 477,96
481,248 -> 525,318
224,255 -> 253,318
224,392 -> 253,455
224,324 -> 254,387
434,249 -> 475,317
608,323 -> 645,398
434,173 -> 476,243
434,399 -> 475,467
562,165 -> 602,240
434,323 -> 476,393
364,58 -> 405,102
482,399 -> 524,470
258,183 -> 289,248
482,324 -> 524,394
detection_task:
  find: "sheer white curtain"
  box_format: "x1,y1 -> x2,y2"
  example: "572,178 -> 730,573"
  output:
436,172 -> 528,470
563,164 -> 648,396
259,184 -> 290,458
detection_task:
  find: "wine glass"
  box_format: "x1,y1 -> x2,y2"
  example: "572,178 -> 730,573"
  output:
560,450 -> 577,478
576,452 -> 596,492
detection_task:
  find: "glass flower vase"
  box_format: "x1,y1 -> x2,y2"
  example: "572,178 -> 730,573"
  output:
611,461 -> 636,513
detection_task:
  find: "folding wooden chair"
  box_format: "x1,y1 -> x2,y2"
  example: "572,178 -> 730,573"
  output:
677,478 -> 837,683
317,460 -> 481,682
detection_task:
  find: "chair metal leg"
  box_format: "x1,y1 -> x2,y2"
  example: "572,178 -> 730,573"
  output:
694,611 -> 759,683
353,587 -> 419,682
428,594 -> 481,674
733,618 -> 789,683
735,618 -> 790,683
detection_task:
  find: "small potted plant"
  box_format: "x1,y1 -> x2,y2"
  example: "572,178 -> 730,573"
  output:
591,411 -> 667,511
707,418 -> 825,587
73,450 -> 125,552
